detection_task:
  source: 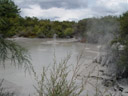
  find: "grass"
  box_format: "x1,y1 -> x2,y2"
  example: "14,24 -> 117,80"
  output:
32,53 -> 86,96
32,51 -> 114,96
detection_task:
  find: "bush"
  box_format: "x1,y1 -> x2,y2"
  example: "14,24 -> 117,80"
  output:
33,54 -> 85,96
64,28 -> 74,37
32,53 -> 114,96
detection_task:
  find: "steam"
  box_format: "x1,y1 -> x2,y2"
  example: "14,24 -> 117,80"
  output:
87,16 -> 121,77
86,16 -> 120,45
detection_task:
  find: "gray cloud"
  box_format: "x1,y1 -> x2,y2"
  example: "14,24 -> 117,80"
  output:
14,0 -> 88,9
13,0 -> 128,21
89,0 -> 128,17
39,1 -> 87,9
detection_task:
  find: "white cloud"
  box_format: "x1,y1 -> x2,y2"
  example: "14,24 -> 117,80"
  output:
93,0 -> 128,15
21,5 -> 43,17
15,0 -> 128,21
21,4 -> 93,21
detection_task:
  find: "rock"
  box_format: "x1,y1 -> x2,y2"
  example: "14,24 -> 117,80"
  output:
102,79 -> 115,87
92,54 -> 102,64
92,56 -> 97,63
101,56 -> 106,66
122,93 -> 128,96
117,86 -> 124,92
123,88 -> 128,94
115,91 -> 122,96
99,70 -> 104,73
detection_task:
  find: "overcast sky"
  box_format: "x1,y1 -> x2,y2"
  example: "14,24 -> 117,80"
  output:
13,0 -> 128,21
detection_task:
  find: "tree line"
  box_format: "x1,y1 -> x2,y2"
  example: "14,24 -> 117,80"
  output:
8,17 -> 75,38
0,0 -> 120,40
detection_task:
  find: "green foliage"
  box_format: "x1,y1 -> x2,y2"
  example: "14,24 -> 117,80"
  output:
0,0 -> 20,17
0,0 -> 20,37
74,19 -> 87,37
16,19 -> 75,38
118,11 -> 128,45
64,28 -> 74,37
0,0 -> 31,71
0,0 -> 75,38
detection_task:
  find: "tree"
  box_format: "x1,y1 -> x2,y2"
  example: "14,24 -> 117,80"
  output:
74,19 -> 87,38
0,0 -> 20,37
0,0 -> 31,70
64,28 -> 73,37
0,0 -> 31,95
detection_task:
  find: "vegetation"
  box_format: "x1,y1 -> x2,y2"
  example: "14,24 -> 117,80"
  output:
33,53 -> 114,96
0,37 -> 31,71
33,54 -> 86,96
111,11 -> 128,78
0,16 -> 75,38
18,19 -> 75,38
1,0 -> 128,95
74,16 -> 119,43
0,0 -> 31,69
0,0 -> 121,42
0,0 -> 31,95
74,12 -> 128,80
0,0 -> 20,37
74,19 -> 87,38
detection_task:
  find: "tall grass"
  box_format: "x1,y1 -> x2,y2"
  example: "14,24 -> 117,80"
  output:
32,53 -> 86,96
32,49 -> 118,96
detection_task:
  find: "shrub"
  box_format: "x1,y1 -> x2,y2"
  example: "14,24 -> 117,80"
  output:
33,54 -> 85,96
